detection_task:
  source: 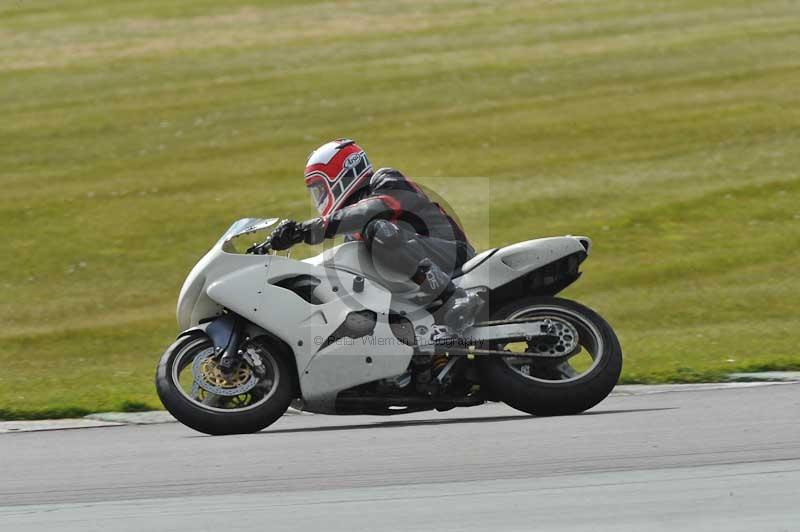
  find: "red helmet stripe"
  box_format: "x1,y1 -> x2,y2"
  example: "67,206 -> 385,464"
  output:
305,140 -> 372,215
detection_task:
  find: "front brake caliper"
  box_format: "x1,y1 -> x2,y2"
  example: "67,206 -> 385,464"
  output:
241,344 -> 267,378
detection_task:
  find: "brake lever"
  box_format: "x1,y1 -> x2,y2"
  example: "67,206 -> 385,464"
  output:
247,219 -> 303,255
247,239 -> 272,255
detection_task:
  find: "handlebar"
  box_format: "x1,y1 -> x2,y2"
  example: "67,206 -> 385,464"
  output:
245,219 -> 304,255
247,240 -> 272,255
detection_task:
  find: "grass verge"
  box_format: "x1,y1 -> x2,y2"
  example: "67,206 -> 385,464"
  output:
1,0 -> 798,418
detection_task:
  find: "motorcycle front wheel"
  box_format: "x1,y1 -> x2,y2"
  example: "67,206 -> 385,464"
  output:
480,296 -> 622,416
155,333 -> 294,435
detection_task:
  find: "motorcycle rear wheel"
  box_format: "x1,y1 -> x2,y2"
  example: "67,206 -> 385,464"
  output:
480,296 -> 622,416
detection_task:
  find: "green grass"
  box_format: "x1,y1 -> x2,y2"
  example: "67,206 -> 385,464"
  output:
1,0 -> 799,419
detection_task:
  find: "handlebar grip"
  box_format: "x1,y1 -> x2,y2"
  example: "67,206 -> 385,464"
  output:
247,239 -> 271,255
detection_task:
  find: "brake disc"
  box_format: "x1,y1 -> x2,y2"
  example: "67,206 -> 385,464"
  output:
191,348 -> 259,396
525,318 -> 580,357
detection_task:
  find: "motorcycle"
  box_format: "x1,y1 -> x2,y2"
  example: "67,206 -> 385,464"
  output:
156,218 -> 622,435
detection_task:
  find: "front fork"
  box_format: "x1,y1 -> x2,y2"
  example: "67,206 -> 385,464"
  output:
217,319 -> 243,375
207,314 -> 264,377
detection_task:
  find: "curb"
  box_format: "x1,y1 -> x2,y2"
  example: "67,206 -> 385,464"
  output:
2,378 -> 797,434
727,371 -> 800,382
84,406 -> 309,425
0,407 -> 308,434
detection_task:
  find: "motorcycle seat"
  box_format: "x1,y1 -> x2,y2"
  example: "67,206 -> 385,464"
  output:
451,248 -> 498,278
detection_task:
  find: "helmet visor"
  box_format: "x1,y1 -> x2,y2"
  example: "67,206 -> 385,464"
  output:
307,180 -> 329,214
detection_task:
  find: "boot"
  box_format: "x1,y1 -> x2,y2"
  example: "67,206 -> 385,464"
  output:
413,259 -> 484,333
440,287 -> 484,332
413,258 -> 452,298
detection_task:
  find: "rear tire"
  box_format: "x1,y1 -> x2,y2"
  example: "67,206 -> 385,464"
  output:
155,333 -> 294,435
480,296 -> 622,416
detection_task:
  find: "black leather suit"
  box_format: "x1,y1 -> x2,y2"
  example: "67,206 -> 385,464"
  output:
305,168 -> 475,292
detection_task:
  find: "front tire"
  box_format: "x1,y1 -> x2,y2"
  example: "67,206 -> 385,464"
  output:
155,333 -> 294,435
480,296 -> 622,416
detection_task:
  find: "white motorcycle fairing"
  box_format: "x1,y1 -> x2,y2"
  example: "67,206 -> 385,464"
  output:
177,220 -> 417,413
176,218 -> 590,413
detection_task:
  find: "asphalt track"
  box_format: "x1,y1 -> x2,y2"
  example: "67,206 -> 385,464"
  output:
1,383 -> 799,532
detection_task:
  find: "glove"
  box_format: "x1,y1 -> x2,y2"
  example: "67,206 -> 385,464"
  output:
300,217 -> 326,245
268,219 -> 304,251
248,218 -> 327,254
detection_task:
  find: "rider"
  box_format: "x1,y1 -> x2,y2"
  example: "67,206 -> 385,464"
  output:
264,138 -> 484,332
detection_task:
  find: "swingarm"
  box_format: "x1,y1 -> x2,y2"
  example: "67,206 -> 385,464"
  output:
431,318 -> 580,359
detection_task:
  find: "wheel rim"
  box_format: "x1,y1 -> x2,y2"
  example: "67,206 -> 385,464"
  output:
500,305 -> 604,384
171,339 -> 280,413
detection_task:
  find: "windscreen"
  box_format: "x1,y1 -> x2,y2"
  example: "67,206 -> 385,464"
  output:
217,218 -> 279,252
